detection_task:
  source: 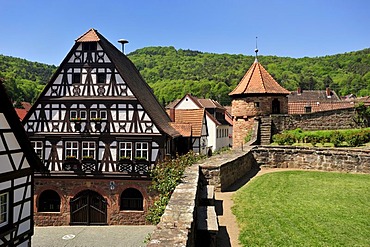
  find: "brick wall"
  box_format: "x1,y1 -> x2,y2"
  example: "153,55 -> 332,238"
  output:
34,177 -> 154,226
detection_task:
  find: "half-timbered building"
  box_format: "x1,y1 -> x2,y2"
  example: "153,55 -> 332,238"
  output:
22,29 -> 180,226
0,81 -> 45,246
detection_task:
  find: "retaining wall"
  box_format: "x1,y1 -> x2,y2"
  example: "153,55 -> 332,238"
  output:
253,146 -> 370,173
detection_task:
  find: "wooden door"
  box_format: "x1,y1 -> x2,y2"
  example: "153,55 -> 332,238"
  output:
70,190 -> 107,225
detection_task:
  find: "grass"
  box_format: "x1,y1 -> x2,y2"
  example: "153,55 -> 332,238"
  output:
232,171 -> 370,247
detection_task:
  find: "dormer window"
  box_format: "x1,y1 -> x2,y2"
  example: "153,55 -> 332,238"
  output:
82,42 -> 97,52
305,106 -> 312,113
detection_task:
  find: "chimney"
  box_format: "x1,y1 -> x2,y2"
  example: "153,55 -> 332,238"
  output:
118,39 -> 129,54
297,87 -> 302,95
326,86 -> 331,98
169,108 -> 176,122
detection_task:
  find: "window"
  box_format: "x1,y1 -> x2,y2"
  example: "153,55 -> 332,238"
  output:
100,110 -> 107,120
97,73 -> 106,84
80,110 -> 87,120
305,106 -> 312,113
31,141 -> 43,159
0,192 -> 8,227
82,142 -> 95,158
90,110 -> 97,119
70,110 -> 78,119
65,141 -> 78,158
135,142 -> 148,159
120,188 -> 143,211
73,73 -> 81,84
82,42 -> 97,51
119,142 -> 132,159
38,190 -> 60,212
254,102 -> 260,107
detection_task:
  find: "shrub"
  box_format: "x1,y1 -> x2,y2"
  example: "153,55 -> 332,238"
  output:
146,151 -> 203,224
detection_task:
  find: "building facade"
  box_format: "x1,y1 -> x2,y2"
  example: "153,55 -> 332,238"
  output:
22,29 -> 179,226
0,82 -> 45,246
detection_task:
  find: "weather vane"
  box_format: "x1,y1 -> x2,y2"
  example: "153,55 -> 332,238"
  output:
255,36 -> 259,61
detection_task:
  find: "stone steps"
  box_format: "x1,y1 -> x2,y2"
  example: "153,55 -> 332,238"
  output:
260,117 -> 272,145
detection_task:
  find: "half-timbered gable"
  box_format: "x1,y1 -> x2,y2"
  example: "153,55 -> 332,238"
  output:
0,82 -> 45,246
22,29 -> 179,226
23,29 -> 179,173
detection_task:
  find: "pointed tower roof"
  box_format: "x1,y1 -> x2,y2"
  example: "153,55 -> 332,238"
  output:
229,60 -> 290,96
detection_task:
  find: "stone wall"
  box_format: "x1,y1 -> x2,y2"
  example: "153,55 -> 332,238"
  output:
200,148 -> 255,192
148,164 -> 200,247
34,177 -> 154,226
271,107 -> 358,133
252,146 -> 370,173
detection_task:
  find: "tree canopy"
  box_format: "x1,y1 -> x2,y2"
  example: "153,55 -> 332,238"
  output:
1,46 -> 369,106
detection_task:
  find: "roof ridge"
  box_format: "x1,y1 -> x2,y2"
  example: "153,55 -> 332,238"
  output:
76,28 -> 100,42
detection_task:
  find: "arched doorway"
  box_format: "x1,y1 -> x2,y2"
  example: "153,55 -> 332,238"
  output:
272,99 -> 280,114
70,190 -> 107,225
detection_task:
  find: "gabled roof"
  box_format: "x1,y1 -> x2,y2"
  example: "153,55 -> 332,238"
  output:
288,90 -> 341,102
24,28 -> 180,138
167,94 -> 225,110
229,60 -> 290,96
0,82 -> 46,172
288,101 -> 354,114
169,123 -> 192,137
170,109 -> 206,137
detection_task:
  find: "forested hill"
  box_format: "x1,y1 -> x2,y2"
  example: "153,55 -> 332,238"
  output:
0,55 -> 56,104
128,47 -> 370,105
1,47 -> 370,106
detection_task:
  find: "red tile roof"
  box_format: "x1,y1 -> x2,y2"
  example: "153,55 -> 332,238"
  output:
229,60 -> 290,96
170,123 -> 192,137
76,28 -> 100,42
288,101 -> 355,114
169,109 -> 205,137
15,108 -> 28,121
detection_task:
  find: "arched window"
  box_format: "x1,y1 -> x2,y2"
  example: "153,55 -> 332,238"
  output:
38,190 -> 60,212
120,188 -> 143,211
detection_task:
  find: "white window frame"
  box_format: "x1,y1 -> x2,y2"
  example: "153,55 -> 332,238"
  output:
70,110 -> 78,119
119,142 -> 132,159
82,141 -> 95,159
90,110 -> 98,119
80,110 -> 87,120
65,141 -> 79,158
31,141 -> 43,159
100,110 -> 107,120
135,142 -> 148,160
0,192 -> 9,228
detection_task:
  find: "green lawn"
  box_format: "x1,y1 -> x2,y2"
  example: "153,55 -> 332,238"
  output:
232,171 -> 370,247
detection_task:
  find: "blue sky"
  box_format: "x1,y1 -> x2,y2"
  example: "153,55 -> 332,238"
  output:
0,0 -> 369,65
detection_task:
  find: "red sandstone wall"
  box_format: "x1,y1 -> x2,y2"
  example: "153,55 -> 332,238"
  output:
34,177 -> 155,226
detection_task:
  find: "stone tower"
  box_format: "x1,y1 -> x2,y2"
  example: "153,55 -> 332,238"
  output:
229,56 -> 290,148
